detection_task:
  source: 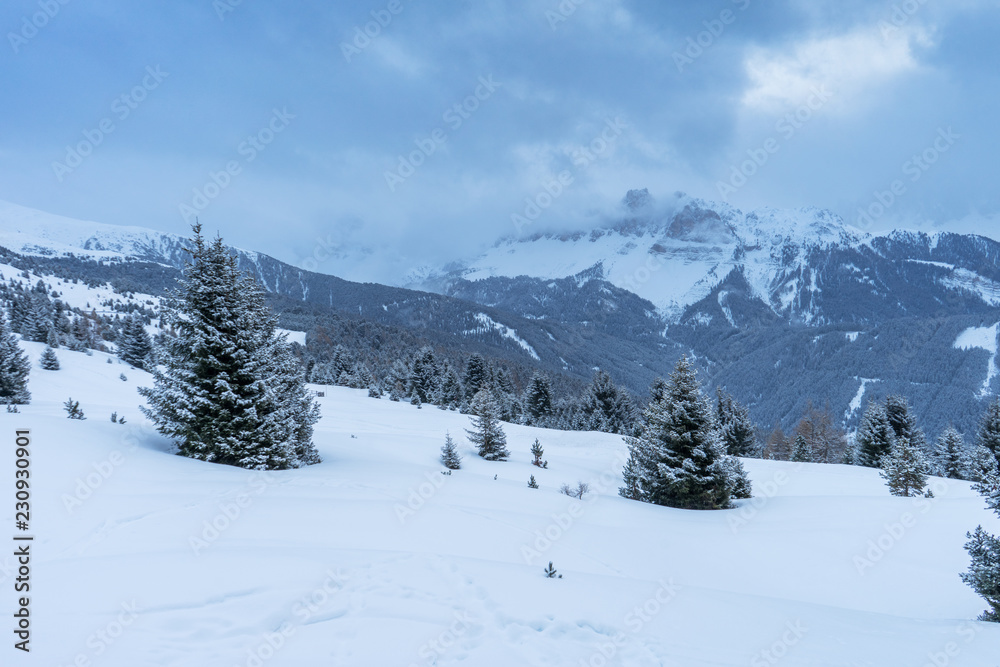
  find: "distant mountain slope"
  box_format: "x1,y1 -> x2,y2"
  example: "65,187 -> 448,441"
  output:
4,196 -> 1000,438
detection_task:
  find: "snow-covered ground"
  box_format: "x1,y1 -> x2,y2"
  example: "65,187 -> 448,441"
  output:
4,342 -> 999,666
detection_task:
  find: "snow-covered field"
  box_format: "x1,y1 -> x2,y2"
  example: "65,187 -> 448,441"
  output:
4,342 -> 1000,666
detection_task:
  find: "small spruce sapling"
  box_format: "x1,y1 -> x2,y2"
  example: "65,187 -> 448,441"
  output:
440,432 -> 462,470
119,373 -> 128,382
531,439 -> 548,468
544,561 -> 562,579
64,398 -> 85,420
40,346 -> 60,370
528,475 -> 539,489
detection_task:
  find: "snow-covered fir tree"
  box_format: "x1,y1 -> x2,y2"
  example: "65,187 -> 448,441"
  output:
463,353 -> 488,401
118,314 -> 153,369
886,394 -> 929,456
855,400 -> 895,467
791,434 -> 812,463
581,370 -> 634,435
879,437 -> 930,497
139,225 -> 321,470
975,397 -> 1000,471
967,444 -> 1000,485
441,432 -> 462,470
725,456 -> 753,499
408,347 -> 438,404
39,346 -> 60,370
619,356 -> 735,510
716,388 -> 760,457
961,461 -> 1000,622
0,314 -> 31,404
524,372 -> 554,425
527,475 -> 539,489
935,426 -> 967,480
466,389 -> 509,461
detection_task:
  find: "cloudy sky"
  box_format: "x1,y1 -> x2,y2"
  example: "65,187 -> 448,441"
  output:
1,0 -> 998,279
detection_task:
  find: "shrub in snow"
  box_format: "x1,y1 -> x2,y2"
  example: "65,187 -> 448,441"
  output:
560,482 -> 589,499
368,385 -> 382,399
527,475 -> 539,489
6,404 -> 19,413
120,373 -> 128,382
544,562 -> 561,579
440,432 -> 462,470
64,398 -> 85,420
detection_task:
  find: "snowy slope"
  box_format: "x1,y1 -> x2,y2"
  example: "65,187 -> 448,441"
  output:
0,200 -> 189,263
4,342 -> 999,666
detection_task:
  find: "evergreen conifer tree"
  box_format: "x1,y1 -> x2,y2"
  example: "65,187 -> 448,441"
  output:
138,225 -> 320,470
441,432 -> 462,470
528,475 -> 539,489
975,397 -> 1000,471
0,314 -> 30,404
716,388 -> 760,457
39,346 -> 60,370
855,400 -> 895,467
886,394 -> 929,456
466,389 -> 509,461
961,463 -> 1000,622
463,354 -> 488,400
935,426 -> 967,480
119,315 -> 153,369
619,356 -> 733,510
64,398 -> 85,420
791,434 -> 812,462
879,437 -> 930,497
524,372 -> 554,425
530,438 -> 546,468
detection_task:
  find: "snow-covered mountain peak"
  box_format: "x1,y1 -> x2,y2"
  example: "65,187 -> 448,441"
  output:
0,199 -> 189,264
